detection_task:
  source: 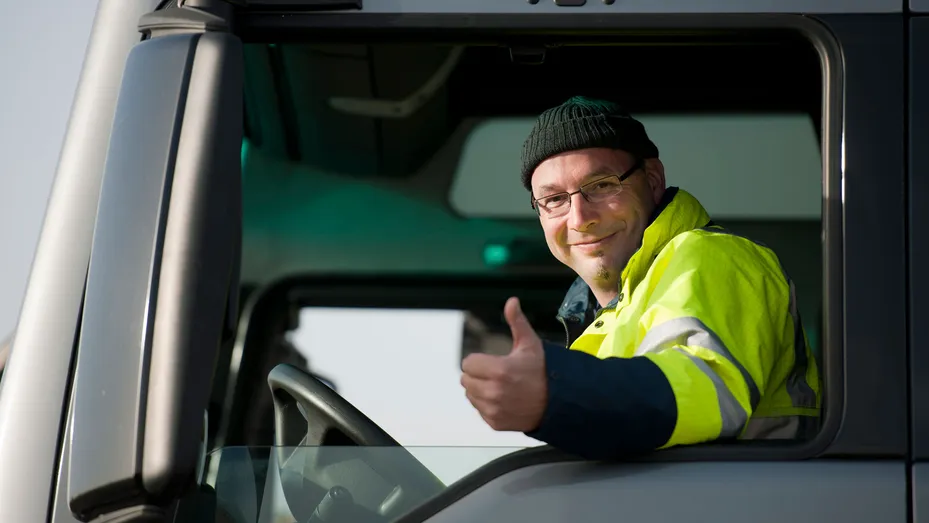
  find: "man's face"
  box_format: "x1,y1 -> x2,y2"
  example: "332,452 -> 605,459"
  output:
531,148 -> 666,291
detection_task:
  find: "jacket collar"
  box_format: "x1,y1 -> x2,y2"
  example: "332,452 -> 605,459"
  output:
556,187 -> 712,327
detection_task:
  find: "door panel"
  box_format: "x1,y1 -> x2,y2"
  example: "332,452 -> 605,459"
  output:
420,461 -> 906,523
392,12 -> 908,523
916,464 -> 929,523
814,13 -> 908,457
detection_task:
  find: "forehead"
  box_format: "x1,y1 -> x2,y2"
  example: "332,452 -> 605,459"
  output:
531,148 -> 633,192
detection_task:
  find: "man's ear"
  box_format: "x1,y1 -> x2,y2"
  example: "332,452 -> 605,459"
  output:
643,158 -> 667,204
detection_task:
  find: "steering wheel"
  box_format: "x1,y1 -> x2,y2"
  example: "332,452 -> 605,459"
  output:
267,363 -> 446,522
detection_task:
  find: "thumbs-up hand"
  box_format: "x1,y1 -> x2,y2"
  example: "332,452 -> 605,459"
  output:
460,297 -> 548,432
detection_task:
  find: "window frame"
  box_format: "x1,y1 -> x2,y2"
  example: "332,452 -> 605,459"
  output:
909,15 -> 929,461
217,11 -> 911,519
230,10 -> 853,455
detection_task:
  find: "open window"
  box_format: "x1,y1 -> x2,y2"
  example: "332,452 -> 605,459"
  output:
203,12 -> 845,523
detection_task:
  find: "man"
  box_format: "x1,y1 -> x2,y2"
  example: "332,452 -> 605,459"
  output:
460,96 -> 822,459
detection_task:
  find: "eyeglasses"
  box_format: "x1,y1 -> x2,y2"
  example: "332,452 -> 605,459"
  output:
530,158 -> 643,217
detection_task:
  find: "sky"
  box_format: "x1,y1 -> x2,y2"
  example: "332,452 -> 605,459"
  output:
0,1 -> 98,339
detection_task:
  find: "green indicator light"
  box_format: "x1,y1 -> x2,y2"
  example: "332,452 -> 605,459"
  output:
483,244 -> 511,266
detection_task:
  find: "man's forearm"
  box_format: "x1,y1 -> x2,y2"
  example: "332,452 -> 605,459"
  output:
524,342 -> 678,459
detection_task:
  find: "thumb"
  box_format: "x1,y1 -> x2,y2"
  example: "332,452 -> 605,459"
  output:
504,297 -> 539,351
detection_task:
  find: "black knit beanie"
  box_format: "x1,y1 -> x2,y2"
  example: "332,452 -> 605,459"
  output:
520,96 -> 659,191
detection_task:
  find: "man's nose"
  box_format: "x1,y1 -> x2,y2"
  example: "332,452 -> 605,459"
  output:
567,192 -> 598,232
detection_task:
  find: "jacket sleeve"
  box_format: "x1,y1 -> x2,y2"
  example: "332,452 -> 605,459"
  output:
632,231 -> 789,449
524,341 -> 678,459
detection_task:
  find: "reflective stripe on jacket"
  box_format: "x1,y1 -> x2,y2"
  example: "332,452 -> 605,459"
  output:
526,187 -> 822,454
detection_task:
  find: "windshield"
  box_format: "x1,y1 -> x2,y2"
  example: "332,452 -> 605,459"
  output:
202,445 -> 521,523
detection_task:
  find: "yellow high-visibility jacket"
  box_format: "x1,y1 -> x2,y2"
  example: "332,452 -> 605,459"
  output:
525,187 -> 822,456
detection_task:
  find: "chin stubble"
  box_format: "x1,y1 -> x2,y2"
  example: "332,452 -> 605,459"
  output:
594,254 -> 612,282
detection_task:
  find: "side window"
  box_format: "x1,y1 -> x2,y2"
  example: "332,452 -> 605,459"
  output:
233,30 -> 833,471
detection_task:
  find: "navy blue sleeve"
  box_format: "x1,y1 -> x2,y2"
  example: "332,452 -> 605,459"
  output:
524,341 -> 678,460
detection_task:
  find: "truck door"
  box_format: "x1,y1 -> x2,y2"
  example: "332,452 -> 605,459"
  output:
371,7 -> 909,523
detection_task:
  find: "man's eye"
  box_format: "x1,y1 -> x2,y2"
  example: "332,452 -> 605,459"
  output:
545,195 -> 569,205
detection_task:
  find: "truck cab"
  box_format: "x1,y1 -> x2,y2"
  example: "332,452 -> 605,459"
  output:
0,1 -> 926,522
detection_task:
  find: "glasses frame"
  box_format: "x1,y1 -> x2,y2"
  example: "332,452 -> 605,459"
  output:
530,157 -> 644,217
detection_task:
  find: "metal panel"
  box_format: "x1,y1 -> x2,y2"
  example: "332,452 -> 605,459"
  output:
67,32 -> 199,519
815,14 -> 908,457
910,16 -> 929,460
279,0 -> 902,14
419,461 -> 906,523
912,0 -> 929,12
51,400 -> 81,523
0,2 -> 161,523
916,464 -> 929,523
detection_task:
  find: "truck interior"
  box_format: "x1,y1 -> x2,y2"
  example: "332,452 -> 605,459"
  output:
197,27 -> 827,523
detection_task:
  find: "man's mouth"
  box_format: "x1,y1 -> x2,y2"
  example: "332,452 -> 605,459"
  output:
571,232 -> 617,251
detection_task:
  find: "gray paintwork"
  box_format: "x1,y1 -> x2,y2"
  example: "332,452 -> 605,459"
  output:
917,465 -> 929,523
913,0 -> 929,11
322,0 -> 901,14
812,13 -> 908,457
423,461 -> 907,523
52,399 -> 80,523
0,1 -> 159,522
